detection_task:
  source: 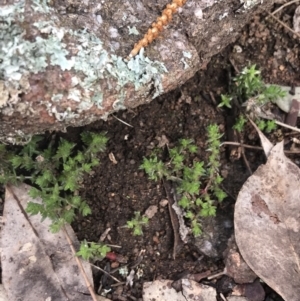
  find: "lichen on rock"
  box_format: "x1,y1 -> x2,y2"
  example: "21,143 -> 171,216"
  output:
0,0 -> 271,143
0,0 -> 169,143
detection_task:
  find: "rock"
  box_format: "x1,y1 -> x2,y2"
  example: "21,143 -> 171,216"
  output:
0,0 -> 273,143
143,279 -> 217,301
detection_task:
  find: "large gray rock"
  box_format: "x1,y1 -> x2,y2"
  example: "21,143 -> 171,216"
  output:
0,0 -> 272,143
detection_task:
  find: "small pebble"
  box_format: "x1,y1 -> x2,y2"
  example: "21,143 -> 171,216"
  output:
111,262 -> 119,269
220,169 -> 229,178
159,199 -> 169,207
153,236 -> 160,244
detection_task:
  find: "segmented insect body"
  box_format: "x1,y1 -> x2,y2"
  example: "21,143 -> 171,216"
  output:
128,0 -> 187,59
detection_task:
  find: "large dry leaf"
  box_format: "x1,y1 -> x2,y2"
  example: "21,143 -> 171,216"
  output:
0,184 -> 93,301
235,141 -> 300,300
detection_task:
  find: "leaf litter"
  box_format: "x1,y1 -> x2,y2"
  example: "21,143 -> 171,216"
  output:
234,120 -> 300,301
0,184 -> 94,301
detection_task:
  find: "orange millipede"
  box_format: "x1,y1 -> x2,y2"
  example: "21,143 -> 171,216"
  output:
127,0 -> 187,59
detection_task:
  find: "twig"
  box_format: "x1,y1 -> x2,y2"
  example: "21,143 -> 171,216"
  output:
270,0 -> 300,16
274,119 -> 300,133
99,227 -> 111,242
163,180 -> 181,260
280,148 -> 300,154
112,115 -> 133,127
209,91 -> 218,107
90,263 -> 121,283
63,226 -> 98,301
110,282 -> 126,287
222,141 -> 300,154
202,176 -> 212,195
229,57 -> 240,74
106,244 -> 122,248
241,145 -> 252,175
207,268 -> 226,280
265,10 -> 300,39
221,141 -> 262,150
284,131 -> 300,137
130,249 -> 145,269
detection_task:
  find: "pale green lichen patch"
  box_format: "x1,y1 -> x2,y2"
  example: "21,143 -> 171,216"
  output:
128,26 -> 139,35
1,8 -> 72,79
128,48 -> 168,98
0,1 -> 73,120
51,94 -> 64,102
31,0 -> 51,13
180,51 -> 192,70
91,92 -> 103,109
0,0 -> 168,122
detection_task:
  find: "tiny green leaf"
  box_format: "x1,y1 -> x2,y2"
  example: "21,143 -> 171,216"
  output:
218,94 -> 232,108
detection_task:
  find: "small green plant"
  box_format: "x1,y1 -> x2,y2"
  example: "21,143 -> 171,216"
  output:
0,132 -> 107,232
233,115 -> 247,133
0,132 -> 110,259
140,125 -> 227,237
127,211 -> 149,236
234,64 -> 264,100
257,119 -> 277,133
233,64 -> 285,104
218,64 -> 286,132
218,94 -> 232,109
76,240 -> 111,260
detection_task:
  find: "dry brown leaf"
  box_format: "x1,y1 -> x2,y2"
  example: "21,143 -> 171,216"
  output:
0,184 -> 93,301
235,140 -> 300,300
